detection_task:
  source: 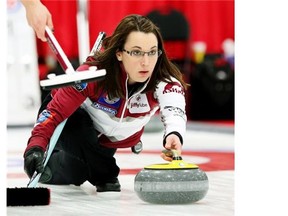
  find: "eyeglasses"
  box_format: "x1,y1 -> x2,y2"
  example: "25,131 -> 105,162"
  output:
122,49 -> 162,58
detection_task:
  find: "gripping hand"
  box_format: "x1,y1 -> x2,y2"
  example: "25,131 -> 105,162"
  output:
24,147 -> 45,178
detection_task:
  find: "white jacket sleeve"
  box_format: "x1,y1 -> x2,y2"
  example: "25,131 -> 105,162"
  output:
155,77 -> 187,143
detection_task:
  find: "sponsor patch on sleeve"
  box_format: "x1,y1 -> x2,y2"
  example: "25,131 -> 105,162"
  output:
73,82 -> 88,92
163,106 -> 186,119
36,109 -> 52,124
162,82 -> 184,95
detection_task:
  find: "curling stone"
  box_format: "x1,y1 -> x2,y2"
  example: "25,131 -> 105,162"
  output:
134,150 -> 209,204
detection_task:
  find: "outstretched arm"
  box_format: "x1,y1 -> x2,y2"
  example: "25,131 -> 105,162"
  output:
155,79 -> 187,162
21,0 -> 54,42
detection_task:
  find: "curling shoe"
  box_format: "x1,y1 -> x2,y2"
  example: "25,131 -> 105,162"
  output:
96,178 -> 121,192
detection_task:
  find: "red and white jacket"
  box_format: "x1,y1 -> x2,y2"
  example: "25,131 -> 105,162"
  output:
26,63 -> 187,151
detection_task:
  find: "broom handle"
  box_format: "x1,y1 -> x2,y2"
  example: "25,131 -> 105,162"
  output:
27,119 -> 68,188
45,26 -> 106,74
45,26 -> 75,74
89,31 -> 106,56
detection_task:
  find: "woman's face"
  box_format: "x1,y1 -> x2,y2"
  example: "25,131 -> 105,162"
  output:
116,31 -> 160,85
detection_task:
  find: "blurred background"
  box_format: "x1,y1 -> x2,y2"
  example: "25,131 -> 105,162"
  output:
6,0 -> 234,126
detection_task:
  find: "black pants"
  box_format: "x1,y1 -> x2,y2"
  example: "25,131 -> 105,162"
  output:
39,94 -> 120,186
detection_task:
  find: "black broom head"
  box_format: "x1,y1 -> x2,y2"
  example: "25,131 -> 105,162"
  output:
7,187 -> 50,206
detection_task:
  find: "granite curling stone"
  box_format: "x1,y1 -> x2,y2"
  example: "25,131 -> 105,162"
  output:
134,150 -> 209,204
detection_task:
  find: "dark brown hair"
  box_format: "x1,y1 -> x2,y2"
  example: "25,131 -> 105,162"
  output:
88,14 -> 188,99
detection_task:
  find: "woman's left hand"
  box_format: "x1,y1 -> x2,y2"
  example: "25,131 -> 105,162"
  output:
161,134 -> 182,161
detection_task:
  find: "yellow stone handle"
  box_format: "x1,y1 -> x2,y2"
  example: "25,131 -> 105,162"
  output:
162,149 -> 182,160
145,150 -> 199,169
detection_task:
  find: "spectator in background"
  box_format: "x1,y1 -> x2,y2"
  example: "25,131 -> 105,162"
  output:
21,0 -> 53,41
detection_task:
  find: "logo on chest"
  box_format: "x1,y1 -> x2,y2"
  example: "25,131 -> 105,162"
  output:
91,93 -> 120,115
128,94 -> 150,113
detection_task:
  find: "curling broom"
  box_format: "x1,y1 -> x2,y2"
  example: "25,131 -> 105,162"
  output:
7,119 -> 67,206
40,26 -> 106,90
7,29 -> 106,206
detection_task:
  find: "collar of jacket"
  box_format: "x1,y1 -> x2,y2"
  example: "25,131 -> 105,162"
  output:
119,62 -> 151,98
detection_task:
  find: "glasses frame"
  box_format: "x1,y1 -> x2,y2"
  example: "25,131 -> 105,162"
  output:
122,48 -> 162,58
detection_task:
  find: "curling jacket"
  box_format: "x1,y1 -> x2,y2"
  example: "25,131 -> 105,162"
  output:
25,61 -> 187,152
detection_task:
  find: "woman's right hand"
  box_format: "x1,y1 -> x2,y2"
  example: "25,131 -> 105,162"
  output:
24,146 -> 45,178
